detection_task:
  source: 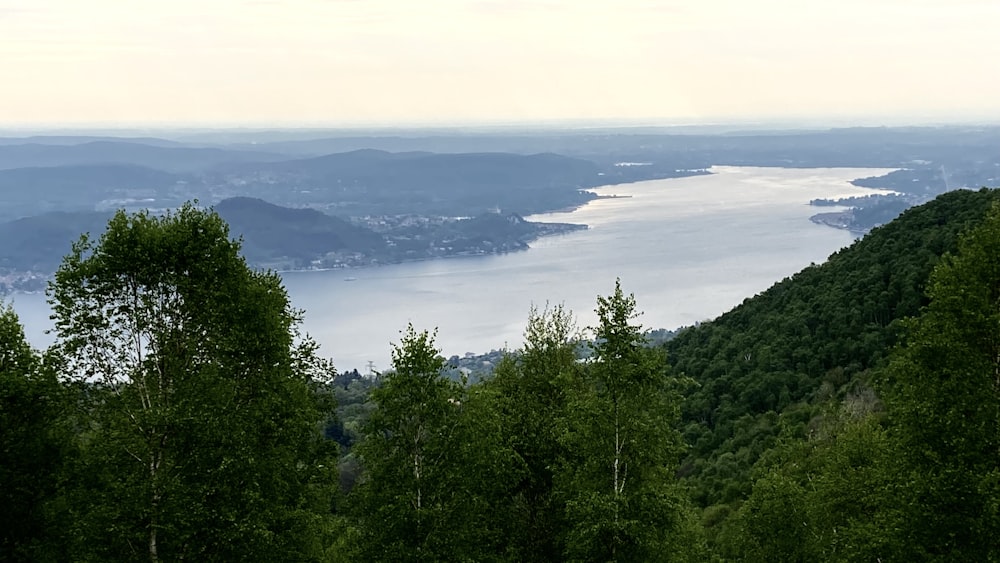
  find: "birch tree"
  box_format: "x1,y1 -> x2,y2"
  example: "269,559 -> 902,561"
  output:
558,280 -> 693,562
49,204 -> 336,562
487,304 -> 581,561
352,326 -> 468,561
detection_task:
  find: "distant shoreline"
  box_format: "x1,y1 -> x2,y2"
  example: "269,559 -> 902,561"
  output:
3,167 -> 899,296
534,194 -> 634,216
276,222 -> 590,276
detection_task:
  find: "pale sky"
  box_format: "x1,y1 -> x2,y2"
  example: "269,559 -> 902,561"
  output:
1,0 -> 999,127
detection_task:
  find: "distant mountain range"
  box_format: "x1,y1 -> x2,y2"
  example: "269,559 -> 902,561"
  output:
0,144 -> 615,222
0,140 -> 287,173
210,149 -> 604,216
2,125 -> 1000,266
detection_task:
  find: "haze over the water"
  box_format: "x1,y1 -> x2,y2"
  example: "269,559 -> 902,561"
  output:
2,0 -> 999,127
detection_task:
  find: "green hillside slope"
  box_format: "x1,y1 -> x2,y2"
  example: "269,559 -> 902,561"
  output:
667,187 -> 1000,510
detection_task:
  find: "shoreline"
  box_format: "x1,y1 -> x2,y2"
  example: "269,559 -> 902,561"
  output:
9,165 -> 911,372
539,194 -> 635,215
3,166 -> 900,296
277,222 -> 590,276
2,221 -> 592,294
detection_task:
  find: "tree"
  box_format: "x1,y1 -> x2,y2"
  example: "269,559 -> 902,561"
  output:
351,326 -> 464,560
48,204 -> 336,562
486,304 -> 582,561
881,203 -> 1000,560
557,280 -> 700,562
665,188 -> 1000,514
0,304 -> 68,561
717,408 -> 903,562
351,325 -> 522,561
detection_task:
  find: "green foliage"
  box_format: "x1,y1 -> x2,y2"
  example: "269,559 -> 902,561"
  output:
11,186 -> 1000,561
715,197 -> 1000,562
879,202 -> 1000,561
0,304 -> 69,561
667,188 -> 1000,513
717,411 -> 902,562
485,304 -> 582,561
557,280 -> 699,562
48,203 -> 337,562
351,326 -> 512,561
347,300 -> 704,562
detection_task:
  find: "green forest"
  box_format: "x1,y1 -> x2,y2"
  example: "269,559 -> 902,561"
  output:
4,187 -> 1000,561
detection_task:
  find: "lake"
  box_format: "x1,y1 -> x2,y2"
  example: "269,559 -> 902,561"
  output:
9,166 -> 894,372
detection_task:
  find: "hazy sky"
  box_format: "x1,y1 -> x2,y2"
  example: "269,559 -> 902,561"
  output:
2,0 -> 998,126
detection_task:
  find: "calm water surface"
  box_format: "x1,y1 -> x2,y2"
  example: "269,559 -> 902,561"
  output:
11,166 -> 894,371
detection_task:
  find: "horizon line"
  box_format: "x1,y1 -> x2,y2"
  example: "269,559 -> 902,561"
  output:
2,116 -> 1000,136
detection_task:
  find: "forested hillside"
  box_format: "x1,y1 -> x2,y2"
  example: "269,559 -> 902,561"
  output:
668,187 -> 1000,512
709,194 -> 1000,561
4,188 -> 1000,561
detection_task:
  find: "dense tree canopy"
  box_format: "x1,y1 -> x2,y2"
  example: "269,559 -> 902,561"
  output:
486,305 -> 581,561
0,305 -> 67,561
48,204 -> 337,562
9,188 -> 1000,561
880,203 -> 1000,560
558,281 -> 700,562
667,187 -> 1000,512
713,200 -> 1000,561
350,326 -> 517,561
